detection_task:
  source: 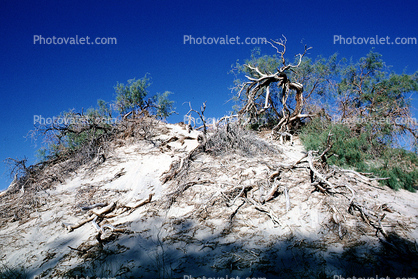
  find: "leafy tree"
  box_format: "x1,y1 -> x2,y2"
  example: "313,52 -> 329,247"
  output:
30,74 -> 175,163
231,48 -> 283,127
298,50 -> 418,190
115,75 -> 151,115
32,107 -> 114,162
97,99 -> 113,118
300,119 -> 418,191
292,53 -> 340,116
114,75 -> 175,120
336,51 -> 418,147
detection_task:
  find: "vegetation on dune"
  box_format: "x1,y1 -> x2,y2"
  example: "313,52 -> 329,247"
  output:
300,119 -> 418,191
298,51 -> 418,191
28,75 -> 174,165
3,40 -> 418,195
232,43 -> 418,191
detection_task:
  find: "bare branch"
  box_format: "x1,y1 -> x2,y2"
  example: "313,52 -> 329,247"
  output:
269,35 -> 287,66
237,37 -> 312,134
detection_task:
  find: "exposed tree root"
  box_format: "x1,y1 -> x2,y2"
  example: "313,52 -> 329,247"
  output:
165,180 -> 213,208
159,129 -> 400,243
263,147 -> 397,240
247,196 -> 282,227
63,195 -> 153,241
160,142 -> 205,184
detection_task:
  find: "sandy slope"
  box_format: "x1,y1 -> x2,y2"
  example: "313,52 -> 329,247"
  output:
0,122 -> 417,279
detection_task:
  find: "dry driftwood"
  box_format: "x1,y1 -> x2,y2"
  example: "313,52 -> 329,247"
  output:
63,215 -> 96,232
263,182 -> 281,203
249,198 -> 282,227
256,142 -> 398,240
161,140 -> 206,184
63,195 -> 153,233
123,193 -> 153,210
91,202 -> 116,217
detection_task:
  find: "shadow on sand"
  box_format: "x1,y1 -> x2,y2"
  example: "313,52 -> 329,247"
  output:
55,218 -> 418,279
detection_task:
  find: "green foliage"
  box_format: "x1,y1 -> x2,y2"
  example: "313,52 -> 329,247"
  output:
301,120 -> 370,168
35,147 -> 47,162
234,48 -> 416,139
231,48 -> 282,121
296,49 -> 418,191
300,118 -> 418,191
49,108 -> 111,155
153,91 -> 175,120
115,75 -> 151,114
97,99 -> 112,117
371,148 -> 418,191
32,74 -> 175,165
293,53 -> 339,93
114,75 -> 175,120
337,50 -> 418,144
234,47 -> 282,75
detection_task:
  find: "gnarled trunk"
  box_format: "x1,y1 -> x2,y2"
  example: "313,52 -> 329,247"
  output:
237,36 -> 314,138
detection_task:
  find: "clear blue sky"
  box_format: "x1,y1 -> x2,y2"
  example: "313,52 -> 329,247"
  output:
0,0 -> 417,190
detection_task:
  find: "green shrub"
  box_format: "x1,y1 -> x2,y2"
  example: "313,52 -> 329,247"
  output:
300,118 -> 418,191
370,148 -> 418,191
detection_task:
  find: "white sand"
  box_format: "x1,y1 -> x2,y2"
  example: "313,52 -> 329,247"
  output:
0,122 -> 417,278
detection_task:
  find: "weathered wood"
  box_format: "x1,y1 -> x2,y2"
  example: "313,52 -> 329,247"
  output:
124,194 -> 153,209
91,202 -> 116,217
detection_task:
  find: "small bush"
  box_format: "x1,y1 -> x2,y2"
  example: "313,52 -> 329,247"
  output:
370,148 -> 418,191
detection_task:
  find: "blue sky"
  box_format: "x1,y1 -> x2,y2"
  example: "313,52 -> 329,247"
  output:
0,0 -> 417,190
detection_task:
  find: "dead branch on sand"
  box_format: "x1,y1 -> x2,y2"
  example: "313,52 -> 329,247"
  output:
63,195 -> 153,244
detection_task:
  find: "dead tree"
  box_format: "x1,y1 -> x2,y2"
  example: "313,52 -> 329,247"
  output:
237,36 -> 313,138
